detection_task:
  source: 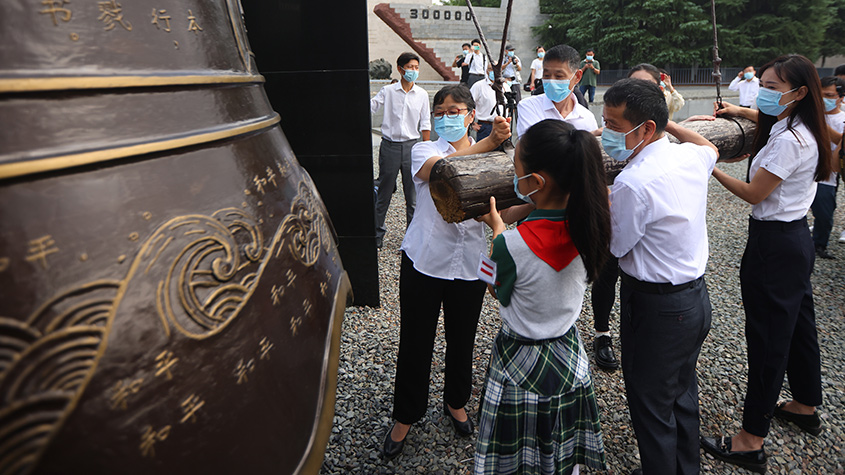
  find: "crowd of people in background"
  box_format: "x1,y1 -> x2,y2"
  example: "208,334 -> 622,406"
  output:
371,45 -> 845,474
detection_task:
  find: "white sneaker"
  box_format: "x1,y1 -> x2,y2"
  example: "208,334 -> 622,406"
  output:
809,225 -> 814,233
839,230 -> 845,244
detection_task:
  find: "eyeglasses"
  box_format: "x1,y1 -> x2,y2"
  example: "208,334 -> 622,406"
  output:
432,108 -> 469,119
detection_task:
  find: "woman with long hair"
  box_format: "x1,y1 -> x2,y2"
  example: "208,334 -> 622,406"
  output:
700,54 -> 831,474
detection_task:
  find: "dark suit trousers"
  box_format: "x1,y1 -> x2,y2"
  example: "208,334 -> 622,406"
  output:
621,277 -> 711,475
392,252 -> 487,424
740,217 -> 822,437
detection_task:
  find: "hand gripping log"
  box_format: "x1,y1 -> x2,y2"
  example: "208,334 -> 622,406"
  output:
430,117 -> 756,223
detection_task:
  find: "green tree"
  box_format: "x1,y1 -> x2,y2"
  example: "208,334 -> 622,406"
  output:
819,0 -> 845,65
536,0 -> 712,68
537,0 -> 835,69
713,0 -> 833,67
441,0 -> 501,7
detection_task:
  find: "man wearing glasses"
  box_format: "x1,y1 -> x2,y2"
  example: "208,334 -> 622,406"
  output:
370,52 -> 431,249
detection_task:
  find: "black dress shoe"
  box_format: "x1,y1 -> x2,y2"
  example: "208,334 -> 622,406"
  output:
593,335 -> 619,371
774,402 -> 823,436
381,424 -> 407,459
444,402 -> 474,436
700,436 -> 767,474
816,246 -> 836,259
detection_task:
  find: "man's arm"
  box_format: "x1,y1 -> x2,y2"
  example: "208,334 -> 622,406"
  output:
370,87 -> 386,114
419,94 -> 431,141
665,121 -> 719,158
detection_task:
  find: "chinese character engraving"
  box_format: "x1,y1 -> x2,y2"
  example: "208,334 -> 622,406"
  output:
234,358 -> 255,384
39,0 -> 72,26
140,425 -> 171,457
151,8 -> 171,32
180,394 -> 205,424
290,316 -> 302,336
154,350 -> 178,380
265,167 -> 277,187
285,269 -> 296,288
258,337 -> 274,360
270,284 -> 285,306
302,299 -> 312,317
25,235 -> 59,270
187,9 -> 202,33
98,0 -> 132,31
319,281 -> 328,297
110,378 -> 144,410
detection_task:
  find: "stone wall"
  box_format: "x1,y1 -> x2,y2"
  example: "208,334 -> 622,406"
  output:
368,0 -> 547,82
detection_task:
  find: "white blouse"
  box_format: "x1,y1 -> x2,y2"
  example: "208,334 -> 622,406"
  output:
750,117 -> 819,222
400,138 -> 486,280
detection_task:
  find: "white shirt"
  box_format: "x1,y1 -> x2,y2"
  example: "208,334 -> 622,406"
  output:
530,58 -> 543,81
401,138 -> 486,280
370,82 -> 431,142
470,79 -> 499,122
822,110 -> 845,185
609,136 -> 717,284
729,76 -> 760,108
516,93 -> 598,138
750,117 -> 819,222
503,55 -> 521,79
465,51 -> 487,75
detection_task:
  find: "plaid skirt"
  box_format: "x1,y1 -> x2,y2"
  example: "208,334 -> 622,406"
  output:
474,324 -> 606,475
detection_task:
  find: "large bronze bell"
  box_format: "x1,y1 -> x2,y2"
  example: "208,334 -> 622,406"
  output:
0,1 -> 351,473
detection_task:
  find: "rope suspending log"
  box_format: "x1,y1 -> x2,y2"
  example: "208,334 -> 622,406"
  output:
710,0 -> 723,110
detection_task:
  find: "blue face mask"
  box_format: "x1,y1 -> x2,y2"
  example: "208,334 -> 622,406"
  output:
601,122 -> 645,162
402,69 -> 419,83
434,114 -> 469,143
463,49 -> 471,56
586,55 -> 593,61
824,97 -> 839,112
538,52 -> 545,58
507,51 -> 514,57
488,71 -> 495,81
513,173 -> 545,205
744,72 -> 754,80
659,81 -> 666,89
756,86 -> 798,116
543,75 -> 574,103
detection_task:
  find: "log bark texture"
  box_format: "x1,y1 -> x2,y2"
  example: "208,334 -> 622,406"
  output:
430,117 -> 757,223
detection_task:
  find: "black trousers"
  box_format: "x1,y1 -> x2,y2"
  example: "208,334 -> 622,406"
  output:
740,216 -> 822,437
621,274 -> 711,475
392,252 -> 487,424
591,256 -> 619,333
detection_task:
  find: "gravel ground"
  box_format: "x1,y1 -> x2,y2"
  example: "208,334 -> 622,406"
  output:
320,146 -> 845,475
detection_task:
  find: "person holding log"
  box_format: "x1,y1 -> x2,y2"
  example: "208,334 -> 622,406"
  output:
700,54 -> 832,475
604,78 -> 718,475
382,85 -> 512,459
473,119 -> 609,475
513,44 -> 621,372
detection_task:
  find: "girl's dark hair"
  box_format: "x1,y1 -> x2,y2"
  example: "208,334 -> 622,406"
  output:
518,119 -> 611,282
432,84 -> 475,111
752,55 -> 831,182
627,63 -> 660,83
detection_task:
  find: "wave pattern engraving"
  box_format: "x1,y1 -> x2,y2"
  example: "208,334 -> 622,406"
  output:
142,208 -> 264,340
0,281 -> 120,475
277,181 -> 332,267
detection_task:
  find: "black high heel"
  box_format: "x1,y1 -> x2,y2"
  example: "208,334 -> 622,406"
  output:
443,402 -> 474,437
381,423 -> 407,459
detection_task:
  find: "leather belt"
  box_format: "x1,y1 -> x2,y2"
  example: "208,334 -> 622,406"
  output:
620,271 -> 701,295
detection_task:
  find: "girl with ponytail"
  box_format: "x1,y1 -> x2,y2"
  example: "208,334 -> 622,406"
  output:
474,119 -> 609,474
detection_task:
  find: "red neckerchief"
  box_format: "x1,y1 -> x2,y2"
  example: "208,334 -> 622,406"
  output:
517,217 -> 579,271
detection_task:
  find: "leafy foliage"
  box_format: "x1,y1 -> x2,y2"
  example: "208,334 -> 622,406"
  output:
536,0 -> 839,69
